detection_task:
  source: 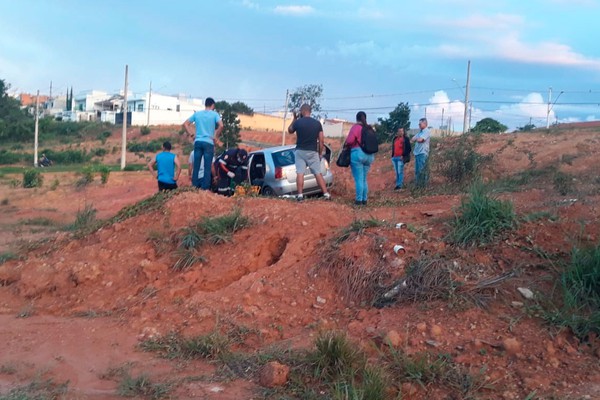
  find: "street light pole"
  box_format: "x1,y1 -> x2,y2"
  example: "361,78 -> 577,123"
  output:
546,87 -> 564,129
546,87 -> 552,129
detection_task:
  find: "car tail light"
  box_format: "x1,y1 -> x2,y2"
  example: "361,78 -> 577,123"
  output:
275,167 -> 286,180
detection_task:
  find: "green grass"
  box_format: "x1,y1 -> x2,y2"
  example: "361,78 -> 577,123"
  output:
140,331 -> 231,360
174,207 -> 249,260
19,217 -> 58,227
0,252 -> 19,264
0,378 -> 69,400
67,205 -> 97,232
0,164 -> 146,175
333,218 -> 387,245
22,169 -> 43,188
449,181 -> 517,246
544,243 -> 600,338
553,170 -> 575,195
522,211 -> 559,223
310,332 -> 364,380
117,373 -> 170,399
112,187 -> 194,223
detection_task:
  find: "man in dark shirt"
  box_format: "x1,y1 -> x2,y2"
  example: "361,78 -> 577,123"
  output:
287,104 -> 331,201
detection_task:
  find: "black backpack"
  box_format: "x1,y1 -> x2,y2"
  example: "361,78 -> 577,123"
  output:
360,125 -> 379,154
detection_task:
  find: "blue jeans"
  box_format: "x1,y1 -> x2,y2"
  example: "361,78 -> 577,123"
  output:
415,153 -> 429,187
350,148 -> 374,202
193,141 -> 214,190
391,157 -> 405,188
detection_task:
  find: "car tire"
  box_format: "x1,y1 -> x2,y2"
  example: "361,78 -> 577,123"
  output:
262,186 -> 275,196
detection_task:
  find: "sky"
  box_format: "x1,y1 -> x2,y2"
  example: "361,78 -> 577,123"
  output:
1,0 -> 600,131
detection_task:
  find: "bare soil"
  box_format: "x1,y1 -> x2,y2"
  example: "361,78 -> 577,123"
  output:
1,127 -> 600,399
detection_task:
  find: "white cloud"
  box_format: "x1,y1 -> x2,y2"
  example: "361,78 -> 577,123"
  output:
412,91 -> 466,129
438,13 -> 525,30
548,0 -> 597,6
495,35 -> 600,68
433,13 -> 600,69
273,5 -> 314,16
241,0 -> 259,9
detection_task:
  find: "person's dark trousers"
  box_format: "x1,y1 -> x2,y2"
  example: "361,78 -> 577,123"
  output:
216,169 -> 233,196
158,181 -> 177,191
192,141 -> 214,190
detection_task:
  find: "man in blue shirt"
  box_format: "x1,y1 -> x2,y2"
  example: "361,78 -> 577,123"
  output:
183,97 -> 223,189
412,117 -> 431,187
147,141 -> 181,191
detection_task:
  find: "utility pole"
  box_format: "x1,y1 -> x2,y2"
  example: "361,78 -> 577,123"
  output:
440,107 -> 445,129
34,90 -> 39,167
121,65 -> 129,170
462,60 -> 471,134
468,102 -> 472,132
546,87 -> 552,129
281,89 -> 289,146
147,81 -> 152,126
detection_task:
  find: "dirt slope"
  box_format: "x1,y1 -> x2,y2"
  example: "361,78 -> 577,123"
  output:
1,128 -> 600,399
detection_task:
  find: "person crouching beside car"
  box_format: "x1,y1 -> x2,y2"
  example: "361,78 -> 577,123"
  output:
216,148 -> 248,196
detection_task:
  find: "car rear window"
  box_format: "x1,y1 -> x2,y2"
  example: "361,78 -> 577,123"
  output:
272,149 -> 295,167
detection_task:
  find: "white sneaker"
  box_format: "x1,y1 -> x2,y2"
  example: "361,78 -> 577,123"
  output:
323,192 -> 331,200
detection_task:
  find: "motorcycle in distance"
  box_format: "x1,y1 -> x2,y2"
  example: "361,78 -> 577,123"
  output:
38,154 -> 53,167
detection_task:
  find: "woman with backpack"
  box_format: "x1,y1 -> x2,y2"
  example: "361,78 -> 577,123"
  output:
391,127 -> 412,190
344,111 -> 376,206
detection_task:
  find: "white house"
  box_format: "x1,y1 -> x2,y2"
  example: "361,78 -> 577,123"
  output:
122,93 -> 205,126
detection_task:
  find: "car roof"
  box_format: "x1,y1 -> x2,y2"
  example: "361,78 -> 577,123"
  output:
249,143 -> 331,155
250,145 -> 296,155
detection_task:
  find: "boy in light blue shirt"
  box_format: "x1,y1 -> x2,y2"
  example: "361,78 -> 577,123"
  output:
147,141 -> 181,191
183,97 -> 223,189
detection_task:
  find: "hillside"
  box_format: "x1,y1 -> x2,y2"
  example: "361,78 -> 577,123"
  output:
0,126 -> 599,399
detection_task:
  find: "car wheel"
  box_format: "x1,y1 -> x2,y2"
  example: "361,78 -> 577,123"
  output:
262,186 -> 275,196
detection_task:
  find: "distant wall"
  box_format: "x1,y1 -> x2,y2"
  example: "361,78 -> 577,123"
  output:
238,113 -> 286,132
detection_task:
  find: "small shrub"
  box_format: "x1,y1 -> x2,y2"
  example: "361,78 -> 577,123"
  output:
128,140 -> 162,153
449,181 -> 517,246
435,133 -> 488,185
98,130 -> 112,144
384,348 -> 446,387
44,148 -> 91,164
69,205 -> 97,231
0,150 -> 27,165
76,165 -> 95,188
93,148 -> 108,157
98,165 -> 111,184
50,178 -> 60,190
311,332 -> 364,380
118,373 -> 170,399
545,243 -> 600,338
140,126 -> 151,136
553,170 -> 574,195
181,208 -> 249,248
140,331 -> 230,360
22,169 -> 43,188
172,249 -> 205,271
